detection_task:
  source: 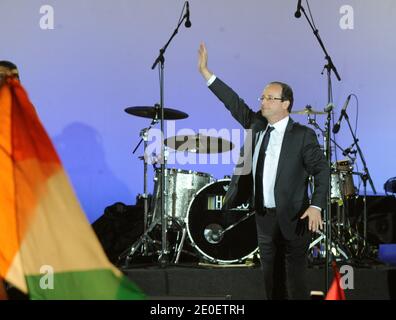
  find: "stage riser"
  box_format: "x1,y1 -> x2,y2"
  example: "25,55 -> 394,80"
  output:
124,267 -> 396,300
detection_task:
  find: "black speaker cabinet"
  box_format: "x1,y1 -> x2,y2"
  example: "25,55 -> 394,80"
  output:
348,195 -> 396,244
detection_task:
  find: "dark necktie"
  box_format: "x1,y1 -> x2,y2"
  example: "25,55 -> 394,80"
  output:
254,126 -> 274,212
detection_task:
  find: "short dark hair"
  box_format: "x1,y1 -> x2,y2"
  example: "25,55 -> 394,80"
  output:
0,60 -> 19,79
269,81 -> 294,113
0,60 -> 18,70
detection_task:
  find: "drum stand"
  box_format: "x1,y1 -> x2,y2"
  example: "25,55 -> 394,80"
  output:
342,109 -> 376,258
174,226 -> 188,264
307,117 -> 354,262
309,229 -> 349,261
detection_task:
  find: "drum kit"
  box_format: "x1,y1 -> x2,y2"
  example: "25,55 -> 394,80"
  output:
118,103 -> 373,267
119,105 -> 257,267
292,105 -> 376,262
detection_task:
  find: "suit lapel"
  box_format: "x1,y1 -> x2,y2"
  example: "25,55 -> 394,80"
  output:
252,112 -> 268,151
275,118 -> 295,184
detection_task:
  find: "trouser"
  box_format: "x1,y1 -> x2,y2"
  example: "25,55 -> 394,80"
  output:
255,209 -> 311,300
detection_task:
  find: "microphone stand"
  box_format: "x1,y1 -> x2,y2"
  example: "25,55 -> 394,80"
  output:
297,2 -> 341,292
151,3 -> 190,267
342,111 -> 376,257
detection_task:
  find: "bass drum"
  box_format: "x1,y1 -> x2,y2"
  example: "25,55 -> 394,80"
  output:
185,179 -> 258,264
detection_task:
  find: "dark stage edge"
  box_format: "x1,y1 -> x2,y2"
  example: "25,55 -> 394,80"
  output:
123,264 -> 396,300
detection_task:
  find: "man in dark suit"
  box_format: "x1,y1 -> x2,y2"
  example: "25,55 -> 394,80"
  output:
198,43 -> 329,299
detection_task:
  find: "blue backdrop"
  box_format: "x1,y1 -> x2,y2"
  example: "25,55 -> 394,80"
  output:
1,0 -> 395,222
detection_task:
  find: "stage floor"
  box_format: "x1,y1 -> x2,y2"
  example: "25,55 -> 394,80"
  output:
123,263 -> 396,300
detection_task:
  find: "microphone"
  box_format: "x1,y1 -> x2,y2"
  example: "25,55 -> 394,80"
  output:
332,94 -> 351,134
294,0 -> 302,18
184,1 -> 192,28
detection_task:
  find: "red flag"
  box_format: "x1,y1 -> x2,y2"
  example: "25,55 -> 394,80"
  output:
325,262 -> 346,300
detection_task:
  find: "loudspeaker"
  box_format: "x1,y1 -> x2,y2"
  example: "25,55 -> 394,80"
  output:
368,212 -> 395,244
350,195 -> 396,244
92,202 -> 144,263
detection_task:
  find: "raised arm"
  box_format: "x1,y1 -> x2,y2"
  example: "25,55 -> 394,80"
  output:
198,42 -> 256,129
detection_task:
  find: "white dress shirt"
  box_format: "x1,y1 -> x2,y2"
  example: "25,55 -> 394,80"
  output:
253,117 -> 289,208
207,74 -> 217,86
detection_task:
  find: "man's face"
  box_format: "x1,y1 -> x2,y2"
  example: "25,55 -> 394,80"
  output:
0,66 -> 19,80
259,83 -> 289,120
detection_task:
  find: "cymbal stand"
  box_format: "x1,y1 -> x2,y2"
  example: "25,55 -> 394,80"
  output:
117,119 -> 159,266
151,1 -> 191,267
132,118 -> 158,256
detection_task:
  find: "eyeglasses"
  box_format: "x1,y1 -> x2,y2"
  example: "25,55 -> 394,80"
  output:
258,95 -> 283,102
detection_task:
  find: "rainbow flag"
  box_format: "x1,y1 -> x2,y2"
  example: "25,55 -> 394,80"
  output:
0,78 -> 144,300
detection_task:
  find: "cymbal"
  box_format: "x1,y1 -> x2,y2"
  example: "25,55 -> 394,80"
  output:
165,134 -> 234,154
125,106 -> 189,120
291,106 -> 326,115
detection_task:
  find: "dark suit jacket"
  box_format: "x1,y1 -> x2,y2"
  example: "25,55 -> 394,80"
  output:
209,78 -> 329,240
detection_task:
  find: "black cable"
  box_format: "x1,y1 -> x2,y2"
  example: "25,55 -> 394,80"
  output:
349,94 -> 361,193
350,94 -> 359,137
305,0 -> 317,30
177,1 -> 187,26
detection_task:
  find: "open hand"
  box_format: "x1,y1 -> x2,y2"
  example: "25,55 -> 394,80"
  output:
300,207 -> 323,233
198,42 -> 213,81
